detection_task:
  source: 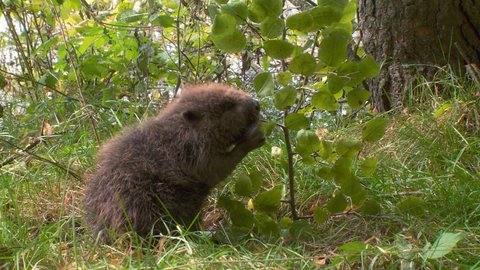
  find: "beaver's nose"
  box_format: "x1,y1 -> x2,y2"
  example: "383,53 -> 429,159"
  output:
254,100 -> 260,111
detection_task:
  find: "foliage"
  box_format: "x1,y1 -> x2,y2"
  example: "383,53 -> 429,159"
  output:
1,0 -> 479,268
206,0 -> 385,238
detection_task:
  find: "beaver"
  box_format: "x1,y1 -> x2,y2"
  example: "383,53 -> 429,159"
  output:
83,83 -> 264,240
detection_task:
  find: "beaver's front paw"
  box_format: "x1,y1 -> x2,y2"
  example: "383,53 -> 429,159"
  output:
239,125 -> 265,152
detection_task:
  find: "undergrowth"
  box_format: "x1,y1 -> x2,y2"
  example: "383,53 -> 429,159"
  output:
1,75 -> 480,269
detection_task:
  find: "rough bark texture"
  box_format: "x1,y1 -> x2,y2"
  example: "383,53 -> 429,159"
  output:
358,0 -> 480,111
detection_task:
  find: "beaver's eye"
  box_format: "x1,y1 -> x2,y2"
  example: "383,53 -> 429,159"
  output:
223,101 -> 236,111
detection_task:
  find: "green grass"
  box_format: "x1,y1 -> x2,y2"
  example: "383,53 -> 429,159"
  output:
1,78 -> 480,268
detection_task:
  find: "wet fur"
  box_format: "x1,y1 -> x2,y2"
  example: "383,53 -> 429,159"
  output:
83,84 -> 264,239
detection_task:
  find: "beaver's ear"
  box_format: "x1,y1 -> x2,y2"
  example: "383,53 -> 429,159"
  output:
183,110 -> 202,123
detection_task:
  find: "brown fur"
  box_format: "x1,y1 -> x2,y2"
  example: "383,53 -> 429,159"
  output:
83,83 -> 264,239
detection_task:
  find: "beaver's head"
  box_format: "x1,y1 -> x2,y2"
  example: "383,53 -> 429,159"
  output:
176,83 -> 262,151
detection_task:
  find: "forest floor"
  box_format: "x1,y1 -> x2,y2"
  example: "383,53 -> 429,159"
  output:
1,94 -> 479,269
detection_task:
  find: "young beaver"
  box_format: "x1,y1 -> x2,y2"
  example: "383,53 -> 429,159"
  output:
83,83 -> 264,239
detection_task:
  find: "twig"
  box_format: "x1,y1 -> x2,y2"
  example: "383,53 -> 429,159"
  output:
0,2 -> 37,100
303,0 -> 317,6
50,4 -> 100,144
0,68 -> 80,101
393,191 -> 425,196
173,3 -> 183,98
0,137 -> 82,181
0,137 -> 41,167
280,118 -> 298,220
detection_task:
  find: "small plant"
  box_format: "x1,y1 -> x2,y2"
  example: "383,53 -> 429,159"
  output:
209,0 -> 387,237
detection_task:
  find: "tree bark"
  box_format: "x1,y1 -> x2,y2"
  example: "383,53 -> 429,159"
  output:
358,0 -> 480,112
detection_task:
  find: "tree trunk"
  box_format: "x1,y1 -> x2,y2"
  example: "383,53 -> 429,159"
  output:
358,0 -> 480,112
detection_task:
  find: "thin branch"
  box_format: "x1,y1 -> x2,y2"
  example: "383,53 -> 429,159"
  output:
280,117 -> 298,220
50,3 -> 101,144
0,137 -> 41,167
303,0 -> 317,6
0,68 -> 80,101
173,4 -> 183,98
0,137 -> 82,181
0,2 -> 37,100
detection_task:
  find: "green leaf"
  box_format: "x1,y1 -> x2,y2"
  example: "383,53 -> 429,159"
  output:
260,17 -> 284,38
59,0 -> 81,17
286,11 -> 314,32
347,88 -> 371,109
319,139 -> 334,160
150,14 -> 175,27
255,214 -> 280,237
207,4 -> 220,20
335,139 -> 362,156
253,186 -> 282,213
295,129 -> 320,157
338,176 -> 363,197
102,86 -> 117,104
249,0 -> 282,23
289,220 -> 314,240
80,57 -> 109,78
249,169 -> 264,192
274,86 -> 297,109
277,71 -> 292,86
218,196 -> 254,229
79,35 -> 100,54
351,188 -> 368,206
279,216 -> 293,228
331,155 -> 352,181
215,0 -> 229,4
309,6 -> 343,29
434,103 -> 455,118
423,232 -> 464,259
327,74 -> 345,94
70,0 -> 81,10
317,0 -> 348,10
341,1 -> 357,22
117,9 -> 144,23
359,157 -> 378,176
337,61 -> 364,87
288,53 -> 316,76
314,166 -> 334,180
285,113 -> 310,130
311,90 -> 338,111
313,207 -> 330,224
39,72 -> 58,88
326,192 -> 348,213
396,196 -> 426,216
362,117 -> 389,143
211,29 -> 246,53
27,0 -> 46,9
43,8 -> 56,27
212,13 -> 237,37
253,72 -> 274,97
234,174 -> 253,197
218,196 -> 243,211
230,206 -> 255,229
361,199 -> 382,215
264,39 -> 294,60
318,28 -> 350,67
221,1 -> 248,22
34,36 -> 59,57
359,55 -> 380,78
261,120 -> 277,137
338,241 -> 368,255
